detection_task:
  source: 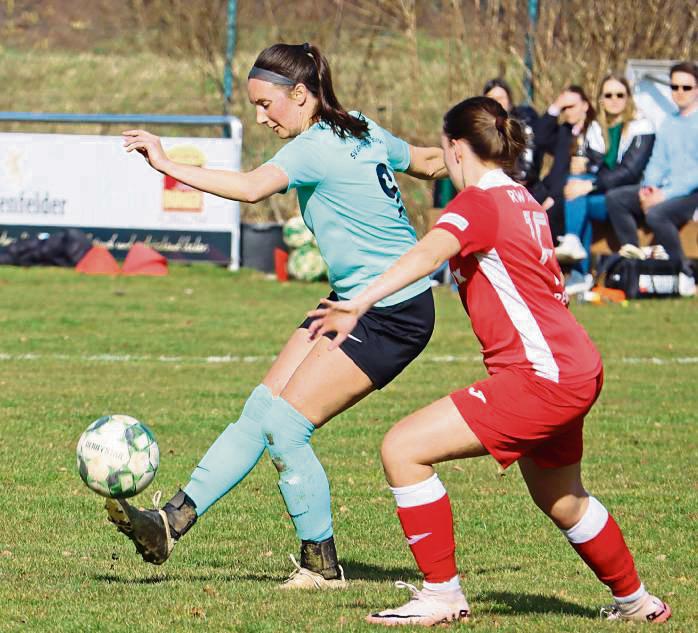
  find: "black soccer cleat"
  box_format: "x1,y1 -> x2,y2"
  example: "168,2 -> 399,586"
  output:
105,490 -> 197,565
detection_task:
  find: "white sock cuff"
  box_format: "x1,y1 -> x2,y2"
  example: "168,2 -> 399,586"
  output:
423,575 -> 461,593
562,496 -> 609,544
390,473 -> 446,508
614,583 -> 646,604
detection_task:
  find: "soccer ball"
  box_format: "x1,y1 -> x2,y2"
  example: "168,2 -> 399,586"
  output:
76,415 -> 159,498
282,215 -> 315,249
288,244 -> 327,282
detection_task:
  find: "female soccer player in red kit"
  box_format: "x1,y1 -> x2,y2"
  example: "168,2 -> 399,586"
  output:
308,96 -> 671,626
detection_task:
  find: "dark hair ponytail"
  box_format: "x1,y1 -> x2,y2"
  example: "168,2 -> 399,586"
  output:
252,43 -> 369,139
443,96 -> 526,172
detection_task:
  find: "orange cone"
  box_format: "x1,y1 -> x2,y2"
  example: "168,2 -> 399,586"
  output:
122,242 -> 168,276
76,246 -> 121,275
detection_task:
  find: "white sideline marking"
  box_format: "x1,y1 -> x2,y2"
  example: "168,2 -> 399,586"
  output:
0,352 -> 697,366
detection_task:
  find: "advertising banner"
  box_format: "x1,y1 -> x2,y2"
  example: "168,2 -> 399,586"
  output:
0,131 -> 242,266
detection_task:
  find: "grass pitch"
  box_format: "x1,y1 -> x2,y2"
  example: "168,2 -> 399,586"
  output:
0,265 -> 696,632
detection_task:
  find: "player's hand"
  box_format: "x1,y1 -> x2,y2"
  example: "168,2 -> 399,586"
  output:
306,298 -> 364,350
553,90 -> 580,112
122,129 -> 171,173
564,178 -> 593,200
639,186 -> 664,212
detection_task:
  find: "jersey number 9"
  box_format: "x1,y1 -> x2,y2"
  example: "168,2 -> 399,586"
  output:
376,163 -> 407,218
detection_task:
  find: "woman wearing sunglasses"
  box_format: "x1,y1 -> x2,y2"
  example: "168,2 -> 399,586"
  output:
554,74 -> 655,293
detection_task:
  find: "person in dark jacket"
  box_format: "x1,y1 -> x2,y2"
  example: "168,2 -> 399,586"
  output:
483,78 -> 541,189
531,85 -> 601,244
554,74 -> 655,291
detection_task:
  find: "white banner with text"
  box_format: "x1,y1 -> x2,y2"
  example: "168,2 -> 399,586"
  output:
0,132 -> 242,266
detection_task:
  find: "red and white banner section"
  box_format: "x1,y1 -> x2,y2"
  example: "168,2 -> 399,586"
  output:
0,132 -> 242,267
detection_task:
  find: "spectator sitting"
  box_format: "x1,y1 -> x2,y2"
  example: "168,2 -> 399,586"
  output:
483,78 -> 541,190
555,74 -> 655,294
531,86 -> 602,242
605,61 -> 698,297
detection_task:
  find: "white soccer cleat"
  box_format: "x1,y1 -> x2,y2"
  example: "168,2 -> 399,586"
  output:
601,593 -> 672,623
279,554 -> 347,590
366,581 -> 470,627
678,272 -> 696,298
555,233 -> 588,263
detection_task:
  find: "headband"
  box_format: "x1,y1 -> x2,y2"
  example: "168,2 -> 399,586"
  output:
248,66 -> 296,86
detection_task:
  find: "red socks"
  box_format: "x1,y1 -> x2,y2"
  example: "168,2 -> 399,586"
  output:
563,496 -> 641,598
391,475 -> 457,583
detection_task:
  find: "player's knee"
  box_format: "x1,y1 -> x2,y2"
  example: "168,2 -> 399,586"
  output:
381,425 -> 414,472
261,395 -> 315,454
538,493 -> 589,529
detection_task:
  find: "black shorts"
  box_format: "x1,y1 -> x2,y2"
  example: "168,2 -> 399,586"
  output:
300,289 -> 435,389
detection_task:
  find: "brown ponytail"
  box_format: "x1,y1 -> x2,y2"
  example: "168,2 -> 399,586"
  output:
443,96 -> 526,171
252,43 -> 369,140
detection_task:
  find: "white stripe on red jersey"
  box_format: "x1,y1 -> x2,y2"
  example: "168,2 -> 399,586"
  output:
433,169 -> 601,384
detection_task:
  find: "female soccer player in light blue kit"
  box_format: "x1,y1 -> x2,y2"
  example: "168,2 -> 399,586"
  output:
106,42 -> 446,587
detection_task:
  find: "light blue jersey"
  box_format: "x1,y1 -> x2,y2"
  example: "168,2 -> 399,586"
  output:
267,113 -> 430,306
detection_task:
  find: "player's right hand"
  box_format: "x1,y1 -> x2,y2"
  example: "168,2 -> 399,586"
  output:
306,298 -> 362,350
122,129 -> 170,173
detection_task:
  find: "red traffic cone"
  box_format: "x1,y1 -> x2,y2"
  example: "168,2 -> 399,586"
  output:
274,248 -> 289,282
122,242 -> 168,276
76,246 -> 120,275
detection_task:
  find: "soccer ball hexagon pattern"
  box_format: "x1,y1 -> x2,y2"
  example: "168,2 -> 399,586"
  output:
282,215 -> 315,249
76,415 -> 159,498
288,244 -> 327,281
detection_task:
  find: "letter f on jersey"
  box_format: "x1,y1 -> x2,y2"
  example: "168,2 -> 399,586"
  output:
468,387 -> 487,404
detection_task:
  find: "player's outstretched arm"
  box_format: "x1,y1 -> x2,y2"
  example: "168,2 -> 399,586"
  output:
405,145 -> 448,180
308,228 -> 460,348
122,129 -> 289,203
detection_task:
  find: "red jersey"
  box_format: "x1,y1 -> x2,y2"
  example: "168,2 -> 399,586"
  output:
434,169 -> 602,384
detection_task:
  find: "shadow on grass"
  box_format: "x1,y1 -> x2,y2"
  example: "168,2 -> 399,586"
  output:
93,573 -> 170,585
476,591 -> 597,619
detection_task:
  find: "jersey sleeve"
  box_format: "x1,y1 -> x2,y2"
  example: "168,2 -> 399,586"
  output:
376,124 -> 411,172
265,133 -> 328,191
433,188 -> 498,255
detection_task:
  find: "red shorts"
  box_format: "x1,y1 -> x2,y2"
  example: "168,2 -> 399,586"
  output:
450,367 -> 604,469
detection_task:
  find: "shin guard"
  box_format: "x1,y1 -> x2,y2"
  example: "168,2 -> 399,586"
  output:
184,384 -> 271,514
563,496 -> 641,598
263,396 -> 333,543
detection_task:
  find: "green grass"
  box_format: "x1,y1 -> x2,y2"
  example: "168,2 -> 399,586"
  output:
0,265 -> 696,632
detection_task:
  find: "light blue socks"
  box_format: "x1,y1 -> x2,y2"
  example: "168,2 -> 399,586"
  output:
183,384 -> 334,543
262,396 -> 334,542
184,384 -> 272,515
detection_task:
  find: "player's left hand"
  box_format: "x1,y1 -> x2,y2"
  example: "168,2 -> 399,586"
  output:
306,298 -> 363,350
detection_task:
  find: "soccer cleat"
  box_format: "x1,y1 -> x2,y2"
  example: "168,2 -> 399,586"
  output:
279,554 -> 347,590
366,581 -> 470,627
555,233 -> 587,263
601,594 -> 672,623
105,490 -> 196,565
